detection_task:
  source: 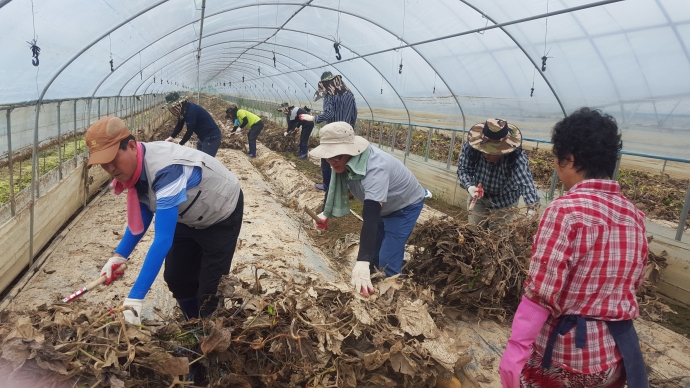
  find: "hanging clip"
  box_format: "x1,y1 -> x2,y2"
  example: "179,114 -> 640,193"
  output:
541,49 -> 552,72
110,59 -> 114,72
242,76 -> 245,82
433,86 -> 436,94
399,60 -> 403,75
27,39 -> 40,67
273,51 -> 276,67
333,41 -> 342,61
258,67 -> 261,75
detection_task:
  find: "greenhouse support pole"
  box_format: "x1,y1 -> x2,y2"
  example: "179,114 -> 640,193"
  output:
548,169 -> 558,200
107,98 -> 110,116
98,98 -> 101,119
676,181 -> 690,242
57,102 -> 62,180
424,127 -> 432,162
612,154 -> 622,180
29,98 -> 41,265
404,124 -> 412,165
73,100 -> 77,158
6,109 -> 16,217
196,0 -> 207,103
447,130 -> 457,169
391,124 -> 397,153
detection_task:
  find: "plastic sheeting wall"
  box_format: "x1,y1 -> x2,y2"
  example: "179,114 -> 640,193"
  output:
1,0 -> 689,158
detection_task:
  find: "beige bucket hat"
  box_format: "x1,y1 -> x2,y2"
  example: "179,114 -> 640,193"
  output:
309,122 -> 369,159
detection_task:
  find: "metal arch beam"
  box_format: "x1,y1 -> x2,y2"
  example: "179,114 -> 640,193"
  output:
175,59 -> 306,104
122,41 -> 300,103
128,44 -> 310,106
128,37 -> 375,121
220,40 -> 381,120
28,0 -> 171,261
140,54 -> 288,106
287,4 -> 467,133
0,0 -> 12,10
209,0 -> 314,83
456,0 -> 567,117
175,62 -> 298,104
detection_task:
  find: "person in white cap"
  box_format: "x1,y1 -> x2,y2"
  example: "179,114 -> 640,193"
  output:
310,122 -> 426,297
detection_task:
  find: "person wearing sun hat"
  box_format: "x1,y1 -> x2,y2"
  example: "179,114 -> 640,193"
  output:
310,121 -> 425,297
163,92 -> 222,157
457,118 -> 539,228
299,71 -> 358,205
85,116 -> 244,329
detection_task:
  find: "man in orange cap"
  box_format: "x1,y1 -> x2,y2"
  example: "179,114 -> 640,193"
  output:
86,116 -> 243,326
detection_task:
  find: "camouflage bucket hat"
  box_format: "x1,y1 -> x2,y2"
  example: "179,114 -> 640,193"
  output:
163,92 -> 186,110
467,118 -> 522,155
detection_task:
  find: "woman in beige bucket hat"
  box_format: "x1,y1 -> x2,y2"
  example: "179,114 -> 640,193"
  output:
310,122 -> 426,297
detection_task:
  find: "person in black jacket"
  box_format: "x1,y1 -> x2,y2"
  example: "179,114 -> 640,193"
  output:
164,92 -> 222,157
280,105 -> 314,159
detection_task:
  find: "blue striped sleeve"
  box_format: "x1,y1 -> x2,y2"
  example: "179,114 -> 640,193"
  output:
152,165 -> 200,210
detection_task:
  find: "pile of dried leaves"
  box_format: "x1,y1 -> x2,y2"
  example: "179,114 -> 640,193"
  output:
405,216 -> 675,324
404,213 -> 537,322
0,269 -> 468,388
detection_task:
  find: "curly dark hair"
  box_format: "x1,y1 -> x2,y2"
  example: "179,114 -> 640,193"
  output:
551,107 -> 622,179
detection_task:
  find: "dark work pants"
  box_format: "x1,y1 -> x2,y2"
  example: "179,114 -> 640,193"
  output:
164,190 -> 244,317
247,121 -> 264,154
196,134 -> 221,157
299,123 -> 314,151
321,158 -> 332,211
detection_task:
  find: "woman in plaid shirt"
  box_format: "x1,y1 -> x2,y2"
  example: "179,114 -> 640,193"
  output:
499,108 -> 649,388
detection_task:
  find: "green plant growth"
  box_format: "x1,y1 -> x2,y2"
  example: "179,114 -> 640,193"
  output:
0,136 -> 87,204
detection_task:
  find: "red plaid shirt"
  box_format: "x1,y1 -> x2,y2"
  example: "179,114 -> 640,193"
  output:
524,179 -> 648,374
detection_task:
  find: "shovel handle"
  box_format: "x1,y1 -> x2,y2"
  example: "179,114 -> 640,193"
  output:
304,206 -> 322,223
88,263 -> 128,289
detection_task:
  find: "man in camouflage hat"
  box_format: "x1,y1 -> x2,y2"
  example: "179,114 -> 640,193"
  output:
457,118 -> 539,228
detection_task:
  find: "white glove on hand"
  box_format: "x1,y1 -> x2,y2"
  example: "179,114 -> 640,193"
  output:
351,261 -> 375,297
527,208 -> 537,217
299,114 -> 314,122
165,136 -> 174,142
101,256 -> 127,285
284,131 -> 288,137
313,212 -> 328,229
468,185 -> 480,198
122,298 -> 143,325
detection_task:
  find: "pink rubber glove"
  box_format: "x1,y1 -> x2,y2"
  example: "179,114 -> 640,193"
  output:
499,296 -> 550,388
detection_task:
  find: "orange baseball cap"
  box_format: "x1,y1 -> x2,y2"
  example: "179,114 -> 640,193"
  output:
85,117 -> 131,167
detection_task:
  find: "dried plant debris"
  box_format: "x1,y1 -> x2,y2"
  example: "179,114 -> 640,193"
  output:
0,272 -> 469,388
404,213 -> 536,322
405,216 -> 675,323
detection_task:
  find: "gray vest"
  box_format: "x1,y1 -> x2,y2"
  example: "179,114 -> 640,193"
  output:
140,142 -> 241,229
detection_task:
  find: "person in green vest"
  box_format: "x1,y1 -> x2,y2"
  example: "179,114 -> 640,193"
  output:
225,104 -> 264,158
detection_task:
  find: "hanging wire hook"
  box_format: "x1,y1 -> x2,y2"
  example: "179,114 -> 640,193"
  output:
541,0 -> 552,72
28,0 -> 40,67
28,39 -> 40,66
109,33 -> 114,72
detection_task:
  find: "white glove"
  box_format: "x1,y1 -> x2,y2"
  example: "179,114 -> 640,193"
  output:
284,131 -> 288,137
122,298 -> 143,325
313,212 -> 328,229
351,261 -> 375,297
468,185 -> 480,198
527,208 -> 537,217
299,114 -> 314,122
165,136 -> 174,142
101,256 -> 127,285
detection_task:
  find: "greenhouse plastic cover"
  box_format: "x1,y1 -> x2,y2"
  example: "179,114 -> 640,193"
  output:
1,0 -> 689,158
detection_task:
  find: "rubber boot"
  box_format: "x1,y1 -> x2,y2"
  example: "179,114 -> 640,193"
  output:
248,141 -> 257,158
176,297 -> 199,320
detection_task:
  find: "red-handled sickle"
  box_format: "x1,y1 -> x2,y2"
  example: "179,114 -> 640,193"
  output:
62,264 -> 127,303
